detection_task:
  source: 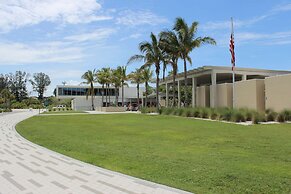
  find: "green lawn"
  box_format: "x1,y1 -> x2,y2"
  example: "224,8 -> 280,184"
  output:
41,110 -> 87,114
16,114 -> 291,193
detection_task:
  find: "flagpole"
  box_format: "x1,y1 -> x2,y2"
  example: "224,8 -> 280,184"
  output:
231,17 -> 235,108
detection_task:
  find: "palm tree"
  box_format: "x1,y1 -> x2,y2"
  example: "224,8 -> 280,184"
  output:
128,68 -> 143,108
111,68 -> 122,106
97,68 -> 107,107
116,65 -> 128,106
160,30 -> 180,107
173,17 -> 216,106
140,67 -> 153,107
128,33 -> 163,111
81,70 -> 97,110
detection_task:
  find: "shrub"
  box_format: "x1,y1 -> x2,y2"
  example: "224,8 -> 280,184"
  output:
266,111 -> 277,122
252,113 -> 266,124
192,108 -> 200,117
177,108 -> 184,116
232,111 -> 246,122
11,102 -> 27,109
221,109 -> 233,121
141,107 -> 157,114
277,113 -> 285,123
201,108 -> 209,119
210,109 -> 218,120
282,110 -> 291,121
183,108 -> 193,117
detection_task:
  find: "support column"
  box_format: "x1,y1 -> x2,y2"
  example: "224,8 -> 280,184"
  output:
178,80 -> 181,108
210,71 -> 217,108
192,77 -> 197,107
165,83 -> 169,107
242,74 -> 247,81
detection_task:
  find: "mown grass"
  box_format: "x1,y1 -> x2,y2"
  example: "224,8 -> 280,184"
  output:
41,110 -> 86,114
16,114 -> 291,193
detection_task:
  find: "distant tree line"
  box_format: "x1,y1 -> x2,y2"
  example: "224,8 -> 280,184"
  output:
0,71 -> 51,111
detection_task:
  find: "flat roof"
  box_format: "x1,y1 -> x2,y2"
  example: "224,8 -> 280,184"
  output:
161,65 -> 291,83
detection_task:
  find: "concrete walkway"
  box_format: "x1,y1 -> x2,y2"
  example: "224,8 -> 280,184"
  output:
0,110 -> 192,194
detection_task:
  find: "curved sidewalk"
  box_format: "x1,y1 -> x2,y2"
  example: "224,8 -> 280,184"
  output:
0,110 -> 192,194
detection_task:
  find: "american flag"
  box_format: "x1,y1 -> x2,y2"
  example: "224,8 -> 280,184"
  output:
229,32 -> 235,71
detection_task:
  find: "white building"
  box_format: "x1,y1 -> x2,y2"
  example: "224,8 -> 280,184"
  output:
56,85 -> 145,111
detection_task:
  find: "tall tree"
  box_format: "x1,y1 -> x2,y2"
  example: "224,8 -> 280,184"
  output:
141,67 -> 153,107
97,68 -> 107,107
128,33 -> 163,111
111,69 -> 122,106
159,30 -> 180,107
0,89 -> 14,109
81,70 -> 97,111
30,72 -> 51,100
0,74 -> 8,93
173,17 -> 216,106
128,68 -> 143,108
116,65 -> 128,106
8,71 -> 28,101
102,68 -> 112,107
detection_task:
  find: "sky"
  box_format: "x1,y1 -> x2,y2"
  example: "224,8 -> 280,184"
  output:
0,0 -> 291,95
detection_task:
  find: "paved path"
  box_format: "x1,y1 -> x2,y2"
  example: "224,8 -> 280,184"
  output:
0,110 -> 192,194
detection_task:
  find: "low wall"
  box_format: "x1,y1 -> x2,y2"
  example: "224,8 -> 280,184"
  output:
265,74 -> 291,112
234,79 -> 265,112
216,83 -> 233,108
196,85 -> 210,107
96,107 -> 126,112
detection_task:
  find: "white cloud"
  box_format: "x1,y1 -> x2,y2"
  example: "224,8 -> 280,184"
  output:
201,15 -> 269,31
64,28 -> 116,42
120,33 -> 142,41
0,41 -> 84,65
217,31 -> 291,46
272,3 -> 291,12
116,10 -> 168,26
0,0 -> 112,32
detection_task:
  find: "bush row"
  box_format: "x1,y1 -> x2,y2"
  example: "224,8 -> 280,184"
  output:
142,107 -> 291,124
0,108 -> 12,113
48,107 -> 72,112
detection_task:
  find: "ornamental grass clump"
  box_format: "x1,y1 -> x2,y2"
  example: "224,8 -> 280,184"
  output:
183,108 -> 193,117
210,109 -> 219,120
252,112 -> 266,124
232,111 -> 246,122
200,108 -> 210,119
277,113 -> 285,123
192,108 -> 201,117
266,111 -> 278,122
220,108 -> 233,121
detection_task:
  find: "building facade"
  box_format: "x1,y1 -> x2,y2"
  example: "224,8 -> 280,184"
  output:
161,66 -> 291,112
56,85 -> 145,111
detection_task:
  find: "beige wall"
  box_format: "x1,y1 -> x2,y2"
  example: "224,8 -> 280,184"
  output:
265,74 -> 291,112
216,83 -> 233,108
234,79 -> 265,112
196,85 -> 210,107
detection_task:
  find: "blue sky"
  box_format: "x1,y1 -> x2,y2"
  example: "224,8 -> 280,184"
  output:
0,0 -> 291,95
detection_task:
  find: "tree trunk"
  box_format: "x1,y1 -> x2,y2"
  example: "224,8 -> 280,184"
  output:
115,87 -> 118,107
145,81 -> 148,107
101,84 -> 104,107
122,82 -> 124,106
155,65 -> 160,112
137,83 -> 140,109
183,58 -> 188,107
91,83 -> 94,110
172,73 -> 176,107
108,84 -> 111,106
105,84 -> 108,107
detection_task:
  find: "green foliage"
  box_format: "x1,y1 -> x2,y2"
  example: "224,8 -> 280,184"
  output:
152,107 -> 291,125
141,107 -> 157,114
30,72 -> 51,100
